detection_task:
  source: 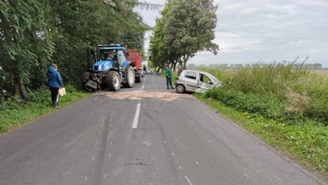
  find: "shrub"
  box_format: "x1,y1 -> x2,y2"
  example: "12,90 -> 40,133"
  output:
205,87 -> 292,121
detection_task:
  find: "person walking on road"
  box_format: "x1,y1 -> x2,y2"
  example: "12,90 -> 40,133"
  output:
47,64 -> 63,109
166,64 -> 174,89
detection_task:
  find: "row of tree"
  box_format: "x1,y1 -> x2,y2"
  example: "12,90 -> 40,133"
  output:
0,0 -> 149,99
148,0 -> 219,71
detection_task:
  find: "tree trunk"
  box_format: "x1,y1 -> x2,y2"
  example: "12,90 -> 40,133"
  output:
183,55 -> 188,69
87,48 -> 95,69
183,60 -> 187,69
14,75 -> 28,100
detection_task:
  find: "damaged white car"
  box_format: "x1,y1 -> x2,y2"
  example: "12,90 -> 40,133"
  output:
175,69 -> 222,94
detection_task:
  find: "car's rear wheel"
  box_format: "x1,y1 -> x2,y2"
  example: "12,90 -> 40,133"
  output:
176,84 -> 185,93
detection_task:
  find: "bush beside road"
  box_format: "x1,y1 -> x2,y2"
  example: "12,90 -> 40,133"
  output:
192,64 -> 328,178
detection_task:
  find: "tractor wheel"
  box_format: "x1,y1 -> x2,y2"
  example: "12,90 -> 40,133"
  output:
136,70 -> 142,83
123,66 -> 135,88
105,71 -> 121,91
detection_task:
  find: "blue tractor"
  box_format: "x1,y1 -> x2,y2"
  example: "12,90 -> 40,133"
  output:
82,44 -> 136,91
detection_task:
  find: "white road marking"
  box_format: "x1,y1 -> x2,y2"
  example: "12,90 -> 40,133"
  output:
185,147 -> 188,150
132,102 -> 141,129
164,141 -> 167,143
184,176 -> 193,185
274,175 -> 282,181
179,166 -> 182,169
225,156 -> 231,161
171,153 -> 174,156
196,162 -> 199,165
95,142 -> 98,146
98,132 -> 101,135
140,77 -> 146,90
110,142 -> 113,145
84,176 -> 88,182
243,173 -> 250,179
109,153 -> 112,159
104,173 -> 108,179
92,155 -> 95,160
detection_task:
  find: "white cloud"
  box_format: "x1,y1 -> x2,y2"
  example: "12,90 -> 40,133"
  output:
138,0 -> 328,66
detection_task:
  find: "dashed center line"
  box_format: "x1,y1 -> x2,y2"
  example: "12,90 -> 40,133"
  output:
274,175 -> 282,181
132,102 -> 141,129
243,173 -> 250,179
140,77 -> 146,90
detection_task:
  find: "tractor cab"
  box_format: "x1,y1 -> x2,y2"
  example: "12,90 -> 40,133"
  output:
88,44 -> 129,74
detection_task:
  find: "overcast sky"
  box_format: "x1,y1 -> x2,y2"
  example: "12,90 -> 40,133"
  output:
136,0 -> 328,66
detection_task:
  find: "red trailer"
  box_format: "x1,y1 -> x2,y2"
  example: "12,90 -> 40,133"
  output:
127,48 -> 143,83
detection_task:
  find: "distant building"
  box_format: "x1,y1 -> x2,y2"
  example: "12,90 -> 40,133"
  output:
199,64 -> 208,68
187,63 -> 196,69
208,64 -> 220,68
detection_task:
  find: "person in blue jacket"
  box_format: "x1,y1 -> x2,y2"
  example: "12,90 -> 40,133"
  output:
47,64 -> 63,108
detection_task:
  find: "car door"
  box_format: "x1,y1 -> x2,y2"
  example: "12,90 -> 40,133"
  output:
197,73 -> 214,90
183,71 -> 198,92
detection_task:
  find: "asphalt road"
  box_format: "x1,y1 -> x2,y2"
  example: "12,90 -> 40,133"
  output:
0,74 -> 326,185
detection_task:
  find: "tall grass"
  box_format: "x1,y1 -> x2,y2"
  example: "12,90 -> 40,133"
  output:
198,61 -> 328,174
203,61 -> 328,123
226,61 -> 311,100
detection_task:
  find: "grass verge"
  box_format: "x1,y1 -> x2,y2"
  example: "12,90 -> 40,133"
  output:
0,85 -> 91,135
194,89 -> 328,181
